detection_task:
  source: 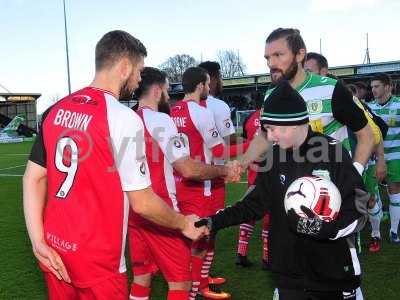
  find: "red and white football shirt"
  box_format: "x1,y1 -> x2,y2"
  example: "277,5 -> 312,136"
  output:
202,96 -> 235,140
201,96 -> 235,212
29,87 -> 151,287
170,100 -> 223,213
132,106 -> 189,219
243,109 -> 261,186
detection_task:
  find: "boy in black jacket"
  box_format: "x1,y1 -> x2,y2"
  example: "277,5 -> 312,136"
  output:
196,81 -> 369,300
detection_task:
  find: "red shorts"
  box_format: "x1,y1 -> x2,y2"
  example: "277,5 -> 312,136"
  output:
179,195 -> 213,218
209,185 -> 225,214
128,223 -> 191,282
44,271 -> 127,300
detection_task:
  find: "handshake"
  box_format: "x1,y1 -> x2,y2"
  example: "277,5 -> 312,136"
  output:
224,160 -> 244,183
181,215 -> 212,241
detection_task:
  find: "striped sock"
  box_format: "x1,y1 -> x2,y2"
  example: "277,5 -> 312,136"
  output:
200,248 -> 214,290
189,256 -> 203,300
237,221 -> 255,256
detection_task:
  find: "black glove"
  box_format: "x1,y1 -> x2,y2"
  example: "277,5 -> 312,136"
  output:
195,217 -> 217,238
287,206 -> 333,239
194,218 -> 210,229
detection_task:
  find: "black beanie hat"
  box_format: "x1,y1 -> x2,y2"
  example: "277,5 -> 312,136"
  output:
260,80 -> 309,126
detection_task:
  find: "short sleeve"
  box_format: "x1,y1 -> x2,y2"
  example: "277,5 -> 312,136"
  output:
331,82 -> 368,132
29,106 -> 52,167
189,102 -> 224,149
144,111 -> 190,163
210,99 -> 235,138
106,98 -> 151,191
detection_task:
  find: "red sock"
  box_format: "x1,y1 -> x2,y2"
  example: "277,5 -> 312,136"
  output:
262,213 -> 271,261
168,290 -> 190,300
130,283 -> 150,300
237,221 -> 255,256
189,256 -> 203,300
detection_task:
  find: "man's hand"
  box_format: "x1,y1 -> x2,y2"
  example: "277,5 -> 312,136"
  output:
33,241 -> 70,283
181,215 -> 208,240
224,160 -> 242,183
375,158 -> 387,182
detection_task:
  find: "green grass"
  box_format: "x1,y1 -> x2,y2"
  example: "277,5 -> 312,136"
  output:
0,142 -> 399,299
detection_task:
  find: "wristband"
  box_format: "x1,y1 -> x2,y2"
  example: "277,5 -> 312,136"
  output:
353,161 -> 364,175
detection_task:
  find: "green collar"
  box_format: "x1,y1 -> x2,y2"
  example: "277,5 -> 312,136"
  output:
296,71 -> 312,93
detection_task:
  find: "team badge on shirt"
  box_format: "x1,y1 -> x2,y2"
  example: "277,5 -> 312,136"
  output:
307,100 -> 323,114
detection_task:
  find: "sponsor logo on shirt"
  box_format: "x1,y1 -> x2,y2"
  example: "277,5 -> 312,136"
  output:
279,174 -> 286,185
173,138 -> 182,148
71,95 -> 98,105
139,162 -> 146,175
46,232 -> 78,252
209,128 -> 219,138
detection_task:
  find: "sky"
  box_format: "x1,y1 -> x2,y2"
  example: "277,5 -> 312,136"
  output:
0,0 -> 399,113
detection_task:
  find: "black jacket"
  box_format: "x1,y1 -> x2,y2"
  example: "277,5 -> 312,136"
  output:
211,129 -> 368,291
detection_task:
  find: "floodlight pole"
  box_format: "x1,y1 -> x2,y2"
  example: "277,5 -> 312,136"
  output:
63,0 -> 72,94
319,38 -> 322,54
363,33 -> 371,64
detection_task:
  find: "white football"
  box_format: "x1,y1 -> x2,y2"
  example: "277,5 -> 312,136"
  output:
284,176 -> 342,222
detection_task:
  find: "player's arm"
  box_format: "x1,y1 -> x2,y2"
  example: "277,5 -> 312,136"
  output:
158,115 -> 238,181
23,161 -> 47,254
23,134 -> 70,283
127,187 -> 202,238
115,111 -> 205,239
210,140 -> 250,159
173,157 -> 226,180
196,171 -> 271,234
331,81 -> 374,172
374,139 -> 387,182
239,130 -> 272,169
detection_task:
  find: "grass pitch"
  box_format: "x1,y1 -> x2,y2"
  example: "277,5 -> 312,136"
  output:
0,141 -> 399,299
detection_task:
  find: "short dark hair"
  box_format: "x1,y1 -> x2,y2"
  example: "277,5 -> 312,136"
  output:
306,52 -> 328,69
266,28 -> 307,65
182,67 -> 208,94
354,81 -> 367,90
198,61 -> 221,78
372,73 -> 392,86
95,30 -> 147,71
135,67 -> 167,98
347,84 -> 357,96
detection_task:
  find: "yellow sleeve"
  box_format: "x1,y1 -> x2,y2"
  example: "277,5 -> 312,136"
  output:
353,97 -> 382,145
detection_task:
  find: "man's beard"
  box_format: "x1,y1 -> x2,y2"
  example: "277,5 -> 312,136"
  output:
270,58 -> 298,85
215,81 -> 223,97
119,80 -> 134,100
200,89 -> 208,101
158,93 -> 170,115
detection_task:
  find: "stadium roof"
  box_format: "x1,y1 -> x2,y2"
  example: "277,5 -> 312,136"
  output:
0,93 -> 41,102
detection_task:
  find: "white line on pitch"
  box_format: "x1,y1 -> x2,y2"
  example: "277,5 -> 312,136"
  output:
0,174 -> 23,177
0,164 -> 26,171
